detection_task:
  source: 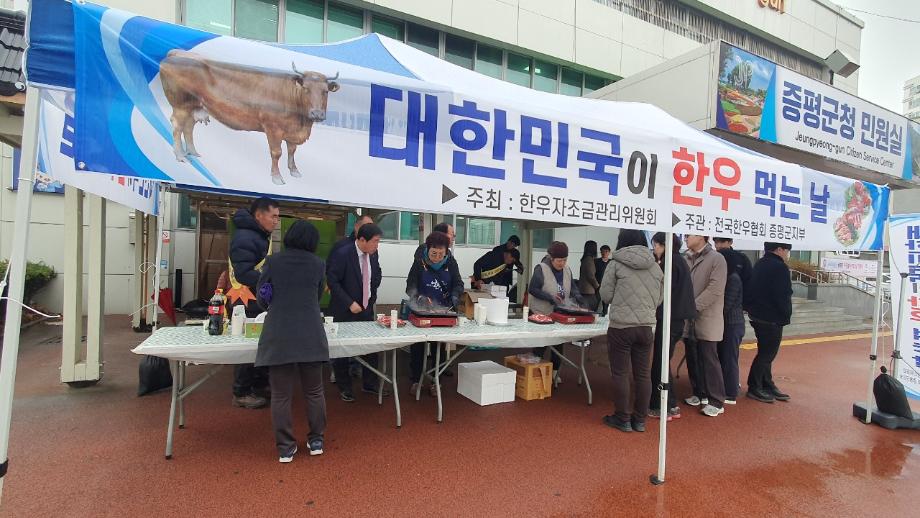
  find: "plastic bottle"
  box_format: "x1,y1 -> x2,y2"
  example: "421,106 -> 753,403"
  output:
207,289 -> 225,336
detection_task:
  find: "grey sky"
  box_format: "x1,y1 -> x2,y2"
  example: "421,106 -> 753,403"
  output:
832,0 -> 920,114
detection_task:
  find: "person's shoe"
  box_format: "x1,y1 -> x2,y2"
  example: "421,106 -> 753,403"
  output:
602,415 -> 632,433
647,409 -> 673,421
362,385 -> 392,397
700,404 -> 724,417
746,389 -> 775,404
684,396 -> 702,406
724,398 -> 737,405
233,394 -> 268,409
279,445 -> 297,463
308,439 -> 324,456
701,398 -> 709,405
340,390 -> 355,403
553,370 -> 563,384
667,407 -> 682,419
254,386 -> 272,401
631,418 -> 647,432
768,388 -> 790,401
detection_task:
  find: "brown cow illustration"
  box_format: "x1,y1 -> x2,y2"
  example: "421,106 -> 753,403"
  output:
159,50 -> 340,185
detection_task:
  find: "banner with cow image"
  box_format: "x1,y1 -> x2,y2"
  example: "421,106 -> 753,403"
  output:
55,1 -> 887,249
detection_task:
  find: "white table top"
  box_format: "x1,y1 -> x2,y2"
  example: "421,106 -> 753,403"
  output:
132,318 -> 609,365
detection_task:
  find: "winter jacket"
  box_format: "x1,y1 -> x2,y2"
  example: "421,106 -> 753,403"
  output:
473,249 -> 514,287
578,256 -> 600,295
655,250 -> 697,322
684,244 -> 727,342
723,271 -> 745,328
229,209 -> 272,291
747,252 -> 793,326
528,256 -> 583,316
599,246 -> 663,329
407,248 -> 464,309
255,249 -> 329,367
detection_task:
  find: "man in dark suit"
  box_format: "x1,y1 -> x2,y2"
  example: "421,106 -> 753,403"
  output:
328,214 -> 374,270
326,223 -> 386,402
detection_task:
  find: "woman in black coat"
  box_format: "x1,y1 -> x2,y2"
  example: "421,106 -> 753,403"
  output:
256,220 -> 329,463
648,232 -> 697,420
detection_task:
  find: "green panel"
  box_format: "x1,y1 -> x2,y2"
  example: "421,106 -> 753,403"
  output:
280,217 -> 336,307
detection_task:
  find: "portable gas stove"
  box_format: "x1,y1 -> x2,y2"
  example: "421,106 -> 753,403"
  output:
409,313 -> 458,327
550,305 -> 597,324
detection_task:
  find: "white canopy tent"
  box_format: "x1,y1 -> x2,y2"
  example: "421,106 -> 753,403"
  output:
0,0 -> 895,499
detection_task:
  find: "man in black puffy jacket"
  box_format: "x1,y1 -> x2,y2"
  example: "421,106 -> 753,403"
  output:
746,242 -> 793,404
228,197 -> 279,409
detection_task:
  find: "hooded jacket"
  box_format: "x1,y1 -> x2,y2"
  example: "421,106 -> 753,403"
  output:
229,209 -> 272,291
747,252 -> 793,326
684,243 -> 727,342
599,246 -> 664,329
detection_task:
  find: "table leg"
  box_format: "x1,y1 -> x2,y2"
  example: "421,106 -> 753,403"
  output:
415,342 -> 428,401
178,361 -> 186,429
578,346 -> 585,386
434,344 -> 443,423
392,349 -> 401,428
165,360 -> 179,460
378,352 -> 385,406
551,343 -> 593,405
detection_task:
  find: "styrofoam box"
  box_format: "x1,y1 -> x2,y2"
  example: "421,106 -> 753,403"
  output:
457,361 -> 516,406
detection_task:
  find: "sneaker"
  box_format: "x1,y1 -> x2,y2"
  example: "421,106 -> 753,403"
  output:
254,386 -> 272,400
684,396 -> 702,406
340,390 -> 355,403
631,418 -> 646,432
647,409 -> 673,422
700,404 -> 724,417
362,385 -> 392,397
667,407 -> 682,419
279,445 -> 297,463
746,389 -> 775,404
768,388 -> 790,401
553,370 -> 563,384
308,439 -> 324,456
233,394 -> 268,409
602,414 -> 632,433
724,398 -> 737,405
701,398 -> 709,405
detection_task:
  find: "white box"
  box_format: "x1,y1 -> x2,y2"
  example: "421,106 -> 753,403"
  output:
457,361 -> 516,406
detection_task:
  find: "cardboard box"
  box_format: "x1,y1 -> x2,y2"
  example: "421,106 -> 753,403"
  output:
457,361 -> 516,406
503,356 -> 553,400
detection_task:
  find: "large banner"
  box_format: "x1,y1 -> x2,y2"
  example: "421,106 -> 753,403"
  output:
49,2 -> 887,249
716,43 -> 918,182
37,89 -> 159,214
887,214 -> 920,399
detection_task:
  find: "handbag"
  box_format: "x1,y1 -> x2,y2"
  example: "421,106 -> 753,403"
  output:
258,282 -> 273,307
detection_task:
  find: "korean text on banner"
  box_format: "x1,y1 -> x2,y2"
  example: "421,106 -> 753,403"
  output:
887,214 -> 920,399
60,2 -> 886,249
37,89 -> 159,214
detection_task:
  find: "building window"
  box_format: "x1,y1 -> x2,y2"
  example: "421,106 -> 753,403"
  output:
506,53 -> 531,87
533,59 -> 558,93
176,193 -> 198,229
186,0 -> 232,34
326,2 -> 363,42
560,68 -> 583,96
400,211 -> 421,241
474,43 -> 503,79
407,23 -> 439,56
234,0 -> 279,42
376,211 -> 400,240
445,34 -> 474,70
467,218 -> 497,246
372,15 -> 404,41
583,74 -> 609,93
533,228 -> 553,250
284,0 -> 323,43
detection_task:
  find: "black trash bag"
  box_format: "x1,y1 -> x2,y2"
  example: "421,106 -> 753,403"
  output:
873,367 -> 913,419
138,355 -> 173,396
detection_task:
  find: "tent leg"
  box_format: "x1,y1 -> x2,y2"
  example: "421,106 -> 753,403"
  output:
0,87 -> 41,502
61,186 -> 84,383
83,194 -> 106,382
863,249 -> 886,423
151,187 -> 165,331
131,210 -> 146,331
145,215 -> 158,326
652,232 -> 675,485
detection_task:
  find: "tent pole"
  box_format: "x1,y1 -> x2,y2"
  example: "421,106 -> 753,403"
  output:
61,186 -> 84,383
84,194 -> 106,381
151,187 -> 165,331
892,273 -> 908,380
651,231 -> 674,485
864,245 -> 886,423
0,87 -> 41,501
